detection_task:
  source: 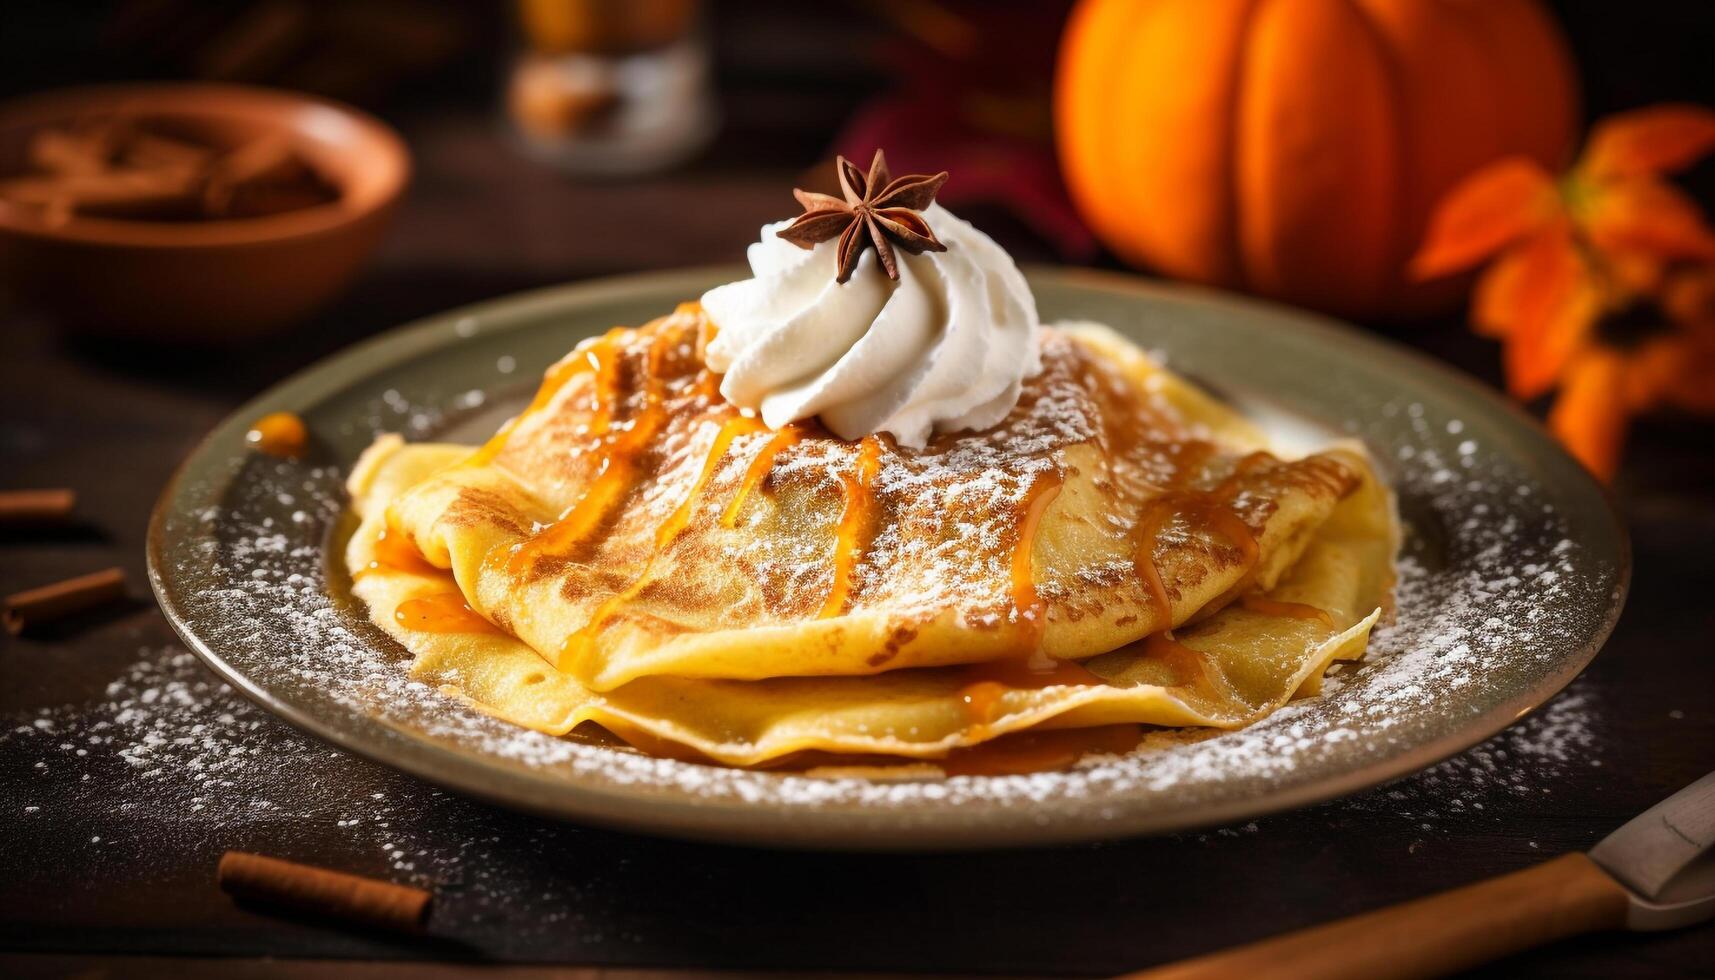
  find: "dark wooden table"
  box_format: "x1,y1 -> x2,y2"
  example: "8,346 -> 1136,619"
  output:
3,104 -> 1713,979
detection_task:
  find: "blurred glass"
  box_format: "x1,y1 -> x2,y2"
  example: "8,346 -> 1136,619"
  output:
507,0 -> 715,175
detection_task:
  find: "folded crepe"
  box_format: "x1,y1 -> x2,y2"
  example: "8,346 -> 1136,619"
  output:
343,305 -> 1396,768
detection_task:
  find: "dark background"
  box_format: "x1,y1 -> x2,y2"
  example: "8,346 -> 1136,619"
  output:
2,2 -> 1714,977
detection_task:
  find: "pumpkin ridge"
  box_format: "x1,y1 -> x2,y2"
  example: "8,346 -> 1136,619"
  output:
1223,0 -> 1266,295
1135,0 -> 1265,285
1467,0 -> 1580,170
1236,0 -> 1399,312
1373,0 -> 1496,318
1346,0 -> 1411,312
1104,0 -> 1166,266
1053,0 -> 1126,254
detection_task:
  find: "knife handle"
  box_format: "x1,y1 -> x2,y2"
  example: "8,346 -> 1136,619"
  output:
1119,852 -> 1632,980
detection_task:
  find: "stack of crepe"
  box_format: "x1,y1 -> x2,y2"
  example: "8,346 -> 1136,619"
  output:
345,304 -> 1396,773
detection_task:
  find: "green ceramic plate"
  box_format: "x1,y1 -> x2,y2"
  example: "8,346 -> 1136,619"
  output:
148,267 -> 1628,850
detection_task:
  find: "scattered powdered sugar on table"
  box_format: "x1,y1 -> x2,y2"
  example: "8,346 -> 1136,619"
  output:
1347,685 -> 1601,827
0,640 -> 1599,947
5,647 -> 605,933
132,367 -> 1620,832
1,642 -> 1602,854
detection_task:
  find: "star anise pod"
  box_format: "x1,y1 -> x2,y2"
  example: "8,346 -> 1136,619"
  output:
776,150 -> 949,283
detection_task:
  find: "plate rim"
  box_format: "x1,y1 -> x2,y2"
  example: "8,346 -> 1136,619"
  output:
147,265 -> 1631,850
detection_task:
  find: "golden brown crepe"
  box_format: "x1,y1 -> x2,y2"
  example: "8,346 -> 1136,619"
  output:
343,305 -> 1396,769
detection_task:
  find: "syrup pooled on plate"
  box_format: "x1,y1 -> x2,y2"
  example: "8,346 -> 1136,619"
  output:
394,593 -> 501,635
939,724 -> 1143,777
1241,594 -> 1335,626
957,654 -> 1105,728
246,411 -> 308,459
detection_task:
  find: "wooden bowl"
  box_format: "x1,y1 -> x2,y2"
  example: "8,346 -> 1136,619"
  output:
0,83 -> 409,342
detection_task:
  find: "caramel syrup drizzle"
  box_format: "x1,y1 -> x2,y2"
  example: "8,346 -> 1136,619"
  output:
1240,594 -> 1334,627
939,724 -> 1141,777
816,435 -> 883,620
361,508 -> 495,636
954,469 -> 1103,728
1141,631 -> 1217,694
951,438 -> 1279,735
1130,445 -> 1268,630
947,470 -> 1127,762
957,656 -> 1104,727
1008,471 -> 1064,654
466,326 -> 629,469
393,593 -> 501,635
721,424 -> 802,527
434,305 -> 809,676
659,416 -> 769,548
565,414 -> 769,658
491,325 -> 673,581
356,521 -> 438,579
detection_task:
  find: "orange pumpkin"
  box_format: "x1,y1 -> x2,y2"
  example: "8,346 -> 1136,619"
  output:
1055,0 -> 1580,318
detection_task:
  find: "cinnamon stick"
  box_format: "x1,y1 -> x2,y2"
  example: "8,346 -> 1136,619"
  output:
217,851 -> 432,932
0,488 -> 76,527
6,118 -> 339,225
2,566 -> 125,635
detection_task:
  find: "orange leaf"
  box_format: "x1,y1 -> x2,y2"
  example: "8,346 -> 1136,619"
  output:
1603,249 -> 1669,297
1665,344 -> 1715,413
1662,263 -> 1715,327
1409,157 -> 1557,280
1620,268 -> 1715,413
1471,225 -> 1598,398
1470,228 -> 1554,340
1548,349 -> 1630,481
1643,333 -> 1715,415
1584,179 -> 1715,263
1580,103 -> 1715,180
1624,338 -> 1682,412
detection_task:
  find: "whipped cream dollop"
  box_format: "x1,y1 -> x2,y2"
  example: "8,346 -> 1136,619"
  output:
699,203 -> 1040,449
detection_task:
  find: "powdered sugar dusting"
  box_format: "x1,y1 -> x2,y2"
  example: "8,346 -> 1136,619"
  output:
1,645 -> 1603,854
139,338 -> 1623,841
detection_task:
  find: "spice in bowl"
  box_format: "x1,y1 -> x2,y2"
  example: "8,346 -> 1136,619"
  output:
1,115 -> 340,227
0,83 -> 410,341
